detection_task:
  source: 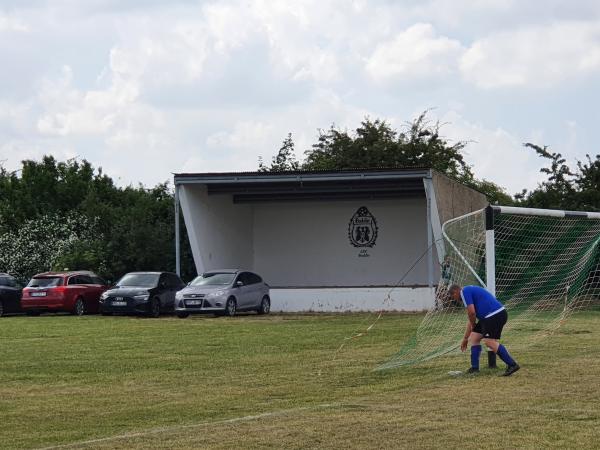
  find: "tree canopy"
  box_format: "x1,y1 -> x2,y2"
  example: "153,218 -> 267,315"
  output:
259,112 -> 512,205
515,144 -> 600,212
2,114 -> 598,284
0,156 -> 195,283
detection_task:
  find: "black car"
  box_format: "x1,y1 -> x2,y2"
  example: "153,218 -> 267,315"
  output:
99,272 -> 185,317
0,273 -> 22,316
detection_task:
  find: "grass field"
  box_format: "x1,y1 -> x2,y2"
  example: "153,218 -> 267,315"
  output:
1,311 -> 599,449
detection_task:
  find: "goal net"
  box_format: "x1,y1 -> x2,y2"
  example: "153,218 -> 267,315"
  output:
377,205 -> 600,370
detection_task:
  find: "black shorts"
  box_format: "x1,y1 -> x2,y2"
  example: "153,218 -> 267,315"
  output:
473,309 -> 508,339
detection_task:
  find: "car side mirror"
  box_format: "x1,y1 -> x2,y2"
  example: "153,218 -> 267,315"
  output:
235,281 -> 243,287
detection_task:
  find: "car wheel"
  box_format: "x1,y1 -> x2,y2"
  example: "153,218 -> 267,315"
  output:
176,312 -> 190,319
257,296 -> 270,315
224,297 -> 237,317
0,300 -> 4,317
73,298 -> 85,316
149,297 -> 160,318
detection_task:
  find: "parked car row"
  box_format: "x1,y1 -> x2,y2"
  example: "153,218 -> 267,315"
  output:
0,269 -> 270,318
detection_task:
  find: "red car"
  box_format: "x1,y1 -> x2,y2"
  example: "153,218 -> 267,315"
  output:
21,271 -> 110,316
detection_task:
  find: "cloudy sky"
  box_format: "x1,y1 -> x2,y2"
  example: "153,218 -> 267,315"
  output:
1,0 -> 599,194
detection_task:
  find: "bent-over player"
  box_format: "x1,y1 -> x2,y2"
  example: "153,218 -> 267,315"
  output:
449,284 -> 520,376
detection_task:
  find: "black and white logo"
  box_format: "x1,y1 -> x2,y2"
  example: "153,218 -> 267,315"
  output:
348,206 -> 378,248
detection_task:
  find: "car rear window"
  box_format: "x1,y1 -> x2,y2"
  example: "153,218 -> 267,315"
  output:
116,273 -> 159,288
191,273 -> 235,286
91,276 -> 106,285
0,276 -> 16,287
27,277 -> 62,288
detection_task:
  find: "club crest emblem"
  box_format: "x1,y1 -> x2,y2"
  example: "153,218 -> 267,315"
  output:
348,206 -> 378,248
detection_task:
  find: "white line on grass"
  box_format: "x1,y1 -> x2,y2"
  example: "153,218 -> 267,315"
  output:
36,402 -> 343,450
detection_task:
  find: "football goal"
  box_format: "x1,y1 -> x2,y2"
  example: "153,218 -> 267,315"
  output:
377,205 -> 600,370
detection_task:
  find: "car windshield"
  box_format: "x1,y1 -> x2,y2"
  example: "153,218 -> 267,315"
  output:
116,273 -> 159,288
0,276 -> 16,287
190,273 -> 235,286
27,277 -> 62,288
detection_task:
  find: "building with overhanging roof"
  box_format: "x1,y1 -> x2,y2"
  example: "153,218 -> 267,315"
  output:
173,168 -> 487,312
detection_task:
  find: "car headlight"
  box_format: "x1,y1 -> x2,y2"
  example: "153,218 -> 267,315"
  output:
175,291 -> 184,300
100,292 -> 109,300
207,290 -> 225,298
133,293 -> 150,301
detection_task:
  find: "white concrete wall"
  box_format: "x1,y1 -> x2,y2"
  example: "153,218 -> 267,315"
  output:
179,185 -> 439,310
253,198 -> 430,287
270,287 -> 435,312
179,185 -> 253,273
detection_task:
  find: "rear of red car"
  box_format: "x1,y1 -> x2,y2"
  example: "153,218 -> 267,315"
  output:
21,272 -> 109,316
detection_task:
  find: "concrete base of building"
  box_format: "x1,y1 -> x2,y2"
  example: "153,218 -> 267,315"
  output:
269,286 -> 435,312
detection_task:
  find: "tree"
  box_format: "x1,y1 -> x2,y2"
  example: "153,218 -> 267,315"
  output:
302,113 -> 474,181
468,178 -> 513,206
259,133 -> 300,172
515,143 -> 576,209
0,213 -> 100,284
0,157 -> 196,283
258,112 -> 511,204
573,154 -> 600,211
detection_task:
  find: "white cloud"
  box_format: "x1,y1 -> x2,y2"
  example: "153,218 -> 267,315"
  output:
0,13 -> 29,32
461,21 -> 600,88
366,23 -> 464,82
1,0 -> 599,195
440,110 -> 546,194
109,23 -> 211,86
206,120 -> 274,150
35,65 -> 137,136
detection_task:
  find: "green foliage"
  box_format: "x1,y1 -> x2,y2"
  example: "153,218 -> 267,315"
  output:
0,213 -> 100,284
516,144 -> 600,212
259,133 -> 300,172
258,114 -> 599,211
573,154 -> 600,211
515,143 -> 576,209
260,112 -> 511,204
0,157 -> 195,283
466,178 -> 514,206
303,113 -> 473,181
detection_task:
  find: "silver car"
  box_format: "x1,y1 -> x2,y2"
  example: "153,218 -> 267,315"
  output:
175,269 -> 270,318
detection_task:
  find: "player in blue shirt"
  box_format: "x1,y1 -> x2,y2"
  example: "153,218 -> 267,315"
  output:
449,284 -> 520,376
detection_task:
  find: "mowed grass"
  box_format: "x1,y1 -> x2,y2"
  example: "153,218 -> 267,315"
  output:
1,311 -> 599,449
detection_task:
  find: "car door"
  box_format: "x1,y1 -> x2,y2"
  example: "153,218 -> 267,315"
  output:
80,275 -> 101,313
0,276 -> 21,313
243,272 -> 262,308
164,273 -> 182,311
235,272 -> 253,310
67,275 -> 85,307
157,273 -> 170,310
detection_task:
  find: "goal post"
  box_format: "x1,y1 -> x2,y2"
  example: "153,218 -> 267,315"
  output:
376,204 -> 600,370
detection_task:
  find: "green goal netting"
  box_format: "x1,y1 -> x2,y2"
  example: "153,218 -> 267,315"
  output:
377,205 -> 600,370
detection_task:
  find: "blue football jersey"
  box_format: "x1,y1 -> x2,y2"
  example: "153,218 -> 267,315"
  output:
461,286 -> 505,320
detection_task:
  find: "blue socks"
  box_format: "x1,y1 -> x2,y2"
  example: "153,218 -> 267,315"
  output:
497,344 -> 516,366
470,344 -> 482,369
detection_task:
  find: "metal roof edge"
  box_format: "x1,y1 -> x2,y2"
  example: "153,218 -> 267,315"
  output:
174,168 -> 432,185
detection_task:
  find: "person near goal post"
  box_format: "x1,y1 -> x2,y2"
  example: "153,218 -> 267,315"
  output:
448,284 -> 520,376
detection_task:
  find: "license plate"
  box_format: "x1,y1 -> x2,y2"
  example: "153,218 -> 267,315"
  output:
112,301 -> 127,306
186,300 -> 202,306
31,292 -> 47,297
